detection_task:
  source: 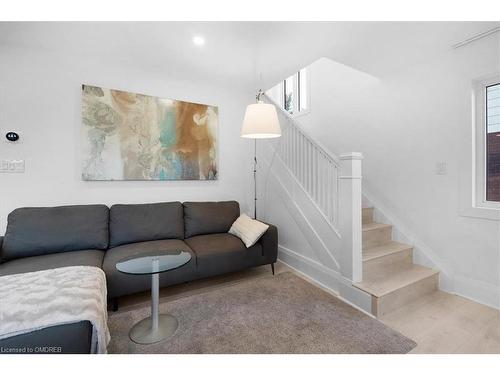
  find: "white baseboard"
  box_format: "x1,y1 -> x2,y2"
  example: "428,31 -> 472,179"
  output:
454,274 -> 500,310
278,245 -> 373,315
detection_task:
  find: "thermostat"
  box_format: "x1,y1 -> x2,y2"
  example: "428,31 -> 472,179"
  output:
5,131 -> 20,142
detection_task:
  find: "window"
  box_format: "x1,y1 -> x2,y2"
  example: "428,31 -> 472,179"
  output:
267,68 -> 309,117
465,74 -> 500,219
486,83 -> 500,202
284,75 -> 294,113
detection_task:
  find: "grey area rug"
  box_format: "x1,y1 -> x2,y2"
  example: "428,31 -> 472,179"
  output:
108,272 -> 416,354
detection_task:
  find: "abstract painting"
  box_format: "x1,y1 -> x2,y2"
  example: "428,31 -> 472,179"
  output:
81,85 -> 218,180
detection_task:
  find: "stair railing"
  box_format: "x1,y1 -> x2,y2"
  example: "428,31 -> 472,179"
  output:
264,94 -> 340,228
263,93 -> 363,282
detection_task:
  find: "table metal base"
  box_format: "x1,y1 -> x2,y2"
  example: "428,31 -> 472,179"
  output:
128,271 -> 179,344
129,314 -> 179,344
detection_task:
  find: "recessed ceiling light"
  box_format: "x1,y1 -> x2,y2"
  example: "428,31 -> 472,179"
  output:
193,36 -> 205,46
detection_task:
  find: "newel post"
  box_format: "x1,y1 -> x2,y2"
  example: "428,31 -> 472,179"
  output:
339,152 -> 363,283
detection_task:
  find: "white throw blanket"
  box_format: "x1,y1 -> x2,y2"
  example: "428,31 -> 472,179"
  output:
0,266 -> 110,354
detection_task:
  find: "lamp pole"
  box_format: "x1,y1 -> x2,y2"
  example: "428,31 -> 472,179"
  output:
252,89 -> 264,220
253,138 -> 257,219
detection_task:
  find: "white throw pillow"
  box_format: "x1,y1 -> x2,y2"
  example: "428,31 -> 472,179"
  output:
229,213 -> 270,248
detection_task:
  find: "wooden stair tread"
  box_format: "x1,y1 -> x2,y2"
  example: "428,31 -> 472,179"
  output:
362,207 -> 374,223
354,264 -> 439,297
362,222 -> 392,232
363,241 -> 413,261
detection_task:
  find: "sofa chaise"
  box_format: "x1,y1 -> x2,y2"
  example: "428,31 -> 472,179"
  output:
0,201 -> 278,354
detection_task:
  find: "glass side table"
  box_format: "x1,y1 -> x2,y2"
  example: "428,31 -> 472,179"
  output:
116,251 -> 192,344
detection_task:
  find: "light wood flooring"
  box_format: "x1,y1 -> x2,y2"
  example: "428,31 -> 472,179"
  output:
113,262 -> 500,354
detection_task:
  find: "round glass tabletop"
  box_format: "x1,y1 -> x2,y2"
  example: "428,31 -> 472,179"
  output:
116,251 -> 192,275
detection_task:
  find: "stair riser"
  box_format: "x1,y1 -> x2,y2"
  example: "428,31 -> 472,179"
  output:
363,226 -> 392,249
363,248 -> 413,280
362,208 -> 374,225
371,273 -> 439,317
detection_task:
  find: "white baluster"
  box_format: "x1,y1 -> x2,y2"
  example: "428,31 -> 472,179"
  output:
283,124 -> 290,165
314,149 -> 319,202
300,132 -> 305,186
291,126 -> 294,171
307,139 -> 311,194
323,156 -> 328,214
312,145 -> 316,200
334,166 -> 338,225
287,124 -> 291,167
320,153 -> 326,212
297,131 -> 302,185
322,154 -> 326,211
328,160 -> 333,222
295,128 -> 299,178
299,132 -> 302,182
318,151 -> 322,207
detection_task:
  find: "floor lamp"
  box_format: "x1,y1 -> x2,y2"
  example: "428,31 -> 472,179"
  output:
241,90 -> 281,219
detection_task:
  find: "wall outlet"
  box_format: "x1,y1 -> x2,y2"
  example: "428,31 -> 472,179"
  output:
435,161 -> 447,175
0,159 -> 25,173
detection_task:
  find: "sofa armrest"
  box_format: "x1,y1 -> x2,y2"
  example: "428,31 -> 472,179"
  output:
0,236 -> 4,264
259,223 -> 278,262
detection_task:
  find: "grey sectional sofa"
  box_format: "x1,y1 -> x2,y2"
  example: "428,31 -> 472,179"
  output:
0,201 -> 278,354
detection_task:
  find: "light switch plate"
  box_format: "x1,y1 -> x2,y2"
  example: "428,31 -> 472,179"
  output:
0,159 -> 25,173
435,161 -> 447,175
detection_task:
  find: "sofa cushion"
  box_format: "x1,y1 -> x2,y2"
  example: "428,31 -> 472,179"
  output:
185,233 -> 264,279
183,201 -> 240,238
1,205 -> 109,262
0,249 -> 105,276
102,239 -> 196,299
109,202 -> 184,248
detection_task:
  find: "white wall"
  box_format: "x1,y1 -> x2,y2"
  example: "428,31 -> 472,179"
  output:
0,45 -> 254,234
286,35 -> 500,307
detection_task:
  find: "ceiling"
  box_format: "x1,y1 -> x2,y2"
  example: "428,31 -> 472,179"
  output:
1,22 -> 498,91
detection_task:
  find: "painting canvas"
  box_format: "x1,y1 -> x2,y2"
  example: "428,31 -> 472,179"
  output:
81,85 -> 218,180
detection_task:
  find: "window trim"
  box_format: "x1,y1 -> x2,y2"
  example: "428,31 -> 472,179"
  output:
460,73 -> 500,221
297,69 -> 302,111
277,68 -> 311,118
295,67 -> 311,118
474,76 -> 500,209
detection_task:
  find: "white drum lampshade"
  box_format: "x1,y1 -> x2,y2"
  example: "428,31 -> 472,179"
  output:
241,102 -> 281,139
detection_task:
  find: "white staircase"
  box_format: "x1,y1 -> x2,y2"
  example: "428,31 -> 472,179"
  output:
262,94 -> 440,316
